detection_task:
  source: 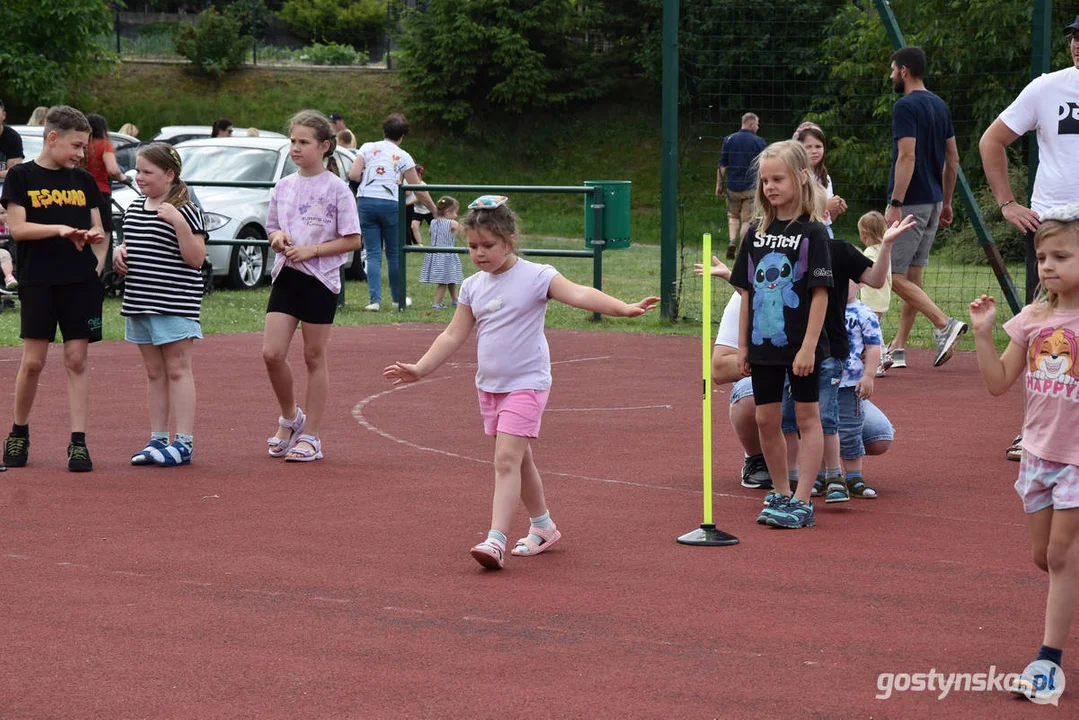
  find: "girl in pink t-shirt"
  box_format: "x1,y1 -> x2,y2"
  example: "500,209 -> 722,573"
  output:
970,203 -> 1079,697
384,196 -> 659,570
263,110 -> 362,463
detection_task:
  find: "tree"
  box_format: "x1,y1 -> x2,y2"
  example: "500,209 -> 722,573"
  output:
0,0 -> 114,107
174,9 -> 252,79
396,0 -> 611,126
278,0 -> 385,48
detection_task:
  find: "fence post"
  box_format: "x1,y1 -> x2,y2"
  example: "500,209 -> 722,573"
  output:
590,186 -> 605,322
659,0 -> 678,320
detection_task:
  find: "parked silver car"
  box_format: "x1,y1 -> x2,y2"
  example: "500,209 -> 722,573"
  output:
153,125 -> 287,145
112,137 -> 363,289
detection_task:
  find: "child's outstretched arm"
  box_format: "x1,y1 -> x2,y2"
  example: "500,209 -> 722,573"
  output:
384,304 -> 477,385
547,275 -> 659,317
969,294 -> 1025,396
859,214 -> 915,289
692,256 -> 732,283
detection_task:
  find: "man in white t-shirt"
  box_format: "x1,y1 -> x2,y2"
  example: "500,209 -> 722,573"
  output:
978,14 -> 1079,460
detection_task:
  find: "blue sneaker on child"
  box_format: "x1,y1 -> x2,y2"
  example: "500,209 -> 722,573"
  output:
765,498 -> 815,529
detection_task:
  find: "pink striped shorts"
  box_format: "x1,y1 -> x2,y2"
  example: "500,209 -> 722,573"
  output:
477,389 -> 550,438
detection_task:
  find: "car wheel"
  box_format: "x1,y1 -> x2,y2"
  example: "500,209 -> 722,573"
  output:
228,229 -> 267,289
344,246 -> 367,281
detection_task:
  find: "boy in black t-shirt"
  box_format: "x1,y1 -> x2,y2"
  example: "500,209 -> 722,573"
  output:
1,106 -> 106,472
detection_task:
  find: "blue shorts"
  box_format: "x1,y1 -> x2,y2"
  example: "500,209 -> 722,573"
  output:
838,387 -> 896,459
730,376 -> 754,405
781,356 -> 842,435
125,314 -> 202,345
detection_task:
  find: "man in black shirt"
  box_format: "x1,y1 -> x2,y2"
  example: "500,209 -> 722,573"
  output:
0,98 -> 25,180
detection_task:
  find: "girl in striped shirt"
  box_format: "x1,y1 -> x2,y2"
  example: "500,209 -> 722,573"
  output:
114,143 -> 206,467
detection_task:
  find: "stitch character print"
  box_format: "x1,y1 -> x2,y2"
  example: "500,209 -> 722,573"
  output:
748,233 -> 810,347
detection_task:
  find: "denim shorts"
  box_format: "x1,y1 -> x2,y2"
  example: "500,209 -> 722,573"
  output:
730,376 -> 754,405
125,314 -> 203,345
781,356 -> 842,435
838,388 -> 896,459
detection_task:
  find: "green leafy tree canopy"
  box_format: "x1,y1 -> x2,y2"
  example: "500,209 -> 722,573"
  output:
0,0 -> 114,107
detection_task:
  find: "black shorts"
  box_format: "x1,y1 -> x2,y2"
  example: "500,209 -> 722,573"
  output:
750,363 -> 820,405
266,266 -> 338,324
20,281 -> 104,343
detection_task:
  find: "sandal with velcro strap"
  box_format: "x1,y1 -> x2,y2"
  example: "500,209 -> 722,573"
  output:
267,406 -> 306,458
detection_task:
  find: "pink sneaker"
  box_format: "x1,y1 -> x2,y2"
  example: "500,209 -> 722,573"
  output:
470,539 -> 505,569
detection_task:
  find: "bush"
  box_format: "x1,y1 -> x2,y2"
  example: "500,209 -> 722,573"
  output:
301,42 -> 367,66
396,0 -> 610,126
174,9 -> 252,79
279,0 -> 385,47
222,0 -> 273,41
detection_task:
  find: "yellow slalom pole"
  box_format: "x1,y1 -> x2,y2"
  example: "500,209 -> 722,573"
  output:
701,232 -> 713,525
676,233 -> 738,546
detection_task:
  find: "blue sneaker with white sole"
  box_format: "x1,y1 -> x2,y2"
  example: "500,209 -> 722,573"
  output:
765,498 -> 816,528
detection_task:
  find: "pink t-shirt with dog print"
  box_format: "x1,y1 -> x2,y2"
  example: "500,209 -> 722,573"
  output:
1004,304 -> 1079,466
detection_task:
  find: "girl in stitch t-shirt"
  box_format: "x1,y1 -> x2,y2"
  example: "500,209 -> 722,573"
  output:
384,196 -> 658,570
970,203 -> 1079,698
730,140 -> 833,530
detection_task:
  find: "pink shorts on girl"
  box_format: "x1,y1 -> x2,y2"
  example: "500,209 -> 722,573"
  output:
1015,450 -> 1079,514
477,389 -> 550,438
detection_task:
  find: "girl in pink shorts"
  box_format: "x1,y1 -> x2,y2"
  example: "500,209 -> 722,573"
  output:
384,196 -> 658,570
970,203 -> 1079,699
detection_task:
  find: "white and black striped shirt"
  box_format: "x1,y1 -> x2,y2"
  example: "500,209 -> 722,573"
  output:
120,197 -> 206,320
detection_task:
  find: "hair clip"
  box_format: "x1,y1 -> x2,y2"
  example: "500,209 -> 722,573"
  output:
1040,202 -> 1079,223
167,146 -> 182,168
468,195 -> 508,209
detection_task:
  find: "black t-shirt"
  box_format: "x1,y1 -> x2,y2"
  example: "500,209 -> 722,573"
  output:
823,238 -> 873,360
0,125 -> 24,171
730,215 -> 833,366
0,161 -> 103,286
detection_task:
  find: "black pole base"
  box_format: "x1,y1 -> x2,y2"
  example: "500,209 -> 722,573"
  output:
677,523 -> 739,546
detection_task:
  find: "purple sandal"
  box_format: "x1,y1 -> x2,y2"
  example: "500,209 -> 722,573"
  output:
284,434 -> 322,462
267,407 -> 305,458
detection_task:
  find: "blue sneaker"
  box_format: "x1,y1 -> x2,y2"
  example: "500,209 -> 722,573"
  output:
757,492 -> 790,524
765,498 -> 815,529
149,440 -> 192,467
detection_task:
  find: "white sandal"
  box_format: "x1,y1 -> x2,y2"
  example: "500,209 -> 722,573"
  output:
284,434 -> 323,462
267,407 -> 305,458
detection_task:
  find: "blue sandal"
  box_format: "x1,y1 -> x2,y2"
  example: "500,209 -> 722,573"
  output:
131,438 -> 169,466
150,440 -> 192,467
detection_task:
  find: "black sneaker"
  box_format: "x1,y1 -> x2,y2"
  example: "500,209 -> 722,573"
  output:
740,453 -> 773,489
67,442 -> 93,472
3,434 -> 29,467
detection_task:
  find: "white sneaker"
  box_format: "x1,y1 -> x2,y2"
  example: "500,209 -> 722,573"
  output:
393,297 -> 412,309
364,302 -> 380,312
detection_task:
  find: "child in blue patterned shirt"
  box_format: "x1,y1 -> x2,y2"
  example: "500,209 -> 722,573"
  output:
838,280 -> 884,498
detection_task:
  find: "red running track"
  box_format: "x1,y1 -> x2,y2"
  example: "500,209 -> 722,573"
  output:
0,325 -> 1066,718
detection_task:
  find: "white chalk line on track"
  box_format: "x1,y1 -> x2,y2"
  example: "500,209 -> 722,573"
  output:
353,356 -> 1027,528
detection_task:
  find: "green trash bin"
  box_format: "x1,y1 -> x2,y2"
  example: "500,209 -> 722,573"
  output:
584,181 -> 631,249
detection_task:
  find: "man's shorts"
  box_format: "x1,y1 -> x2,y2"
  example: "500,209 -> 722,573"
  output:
19,281 -> 104,343
1015,450 -> 1079,514
890,202 -> 941,274
478,389 -> 550,438
125,314 -> 202,346
782,356 -> 842,435
726,189 -> 755,225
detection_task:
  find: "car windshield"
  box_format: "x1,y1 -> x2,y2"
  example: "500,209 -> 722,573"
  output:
19,136 -> 43,161
177,146 -> 280,183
